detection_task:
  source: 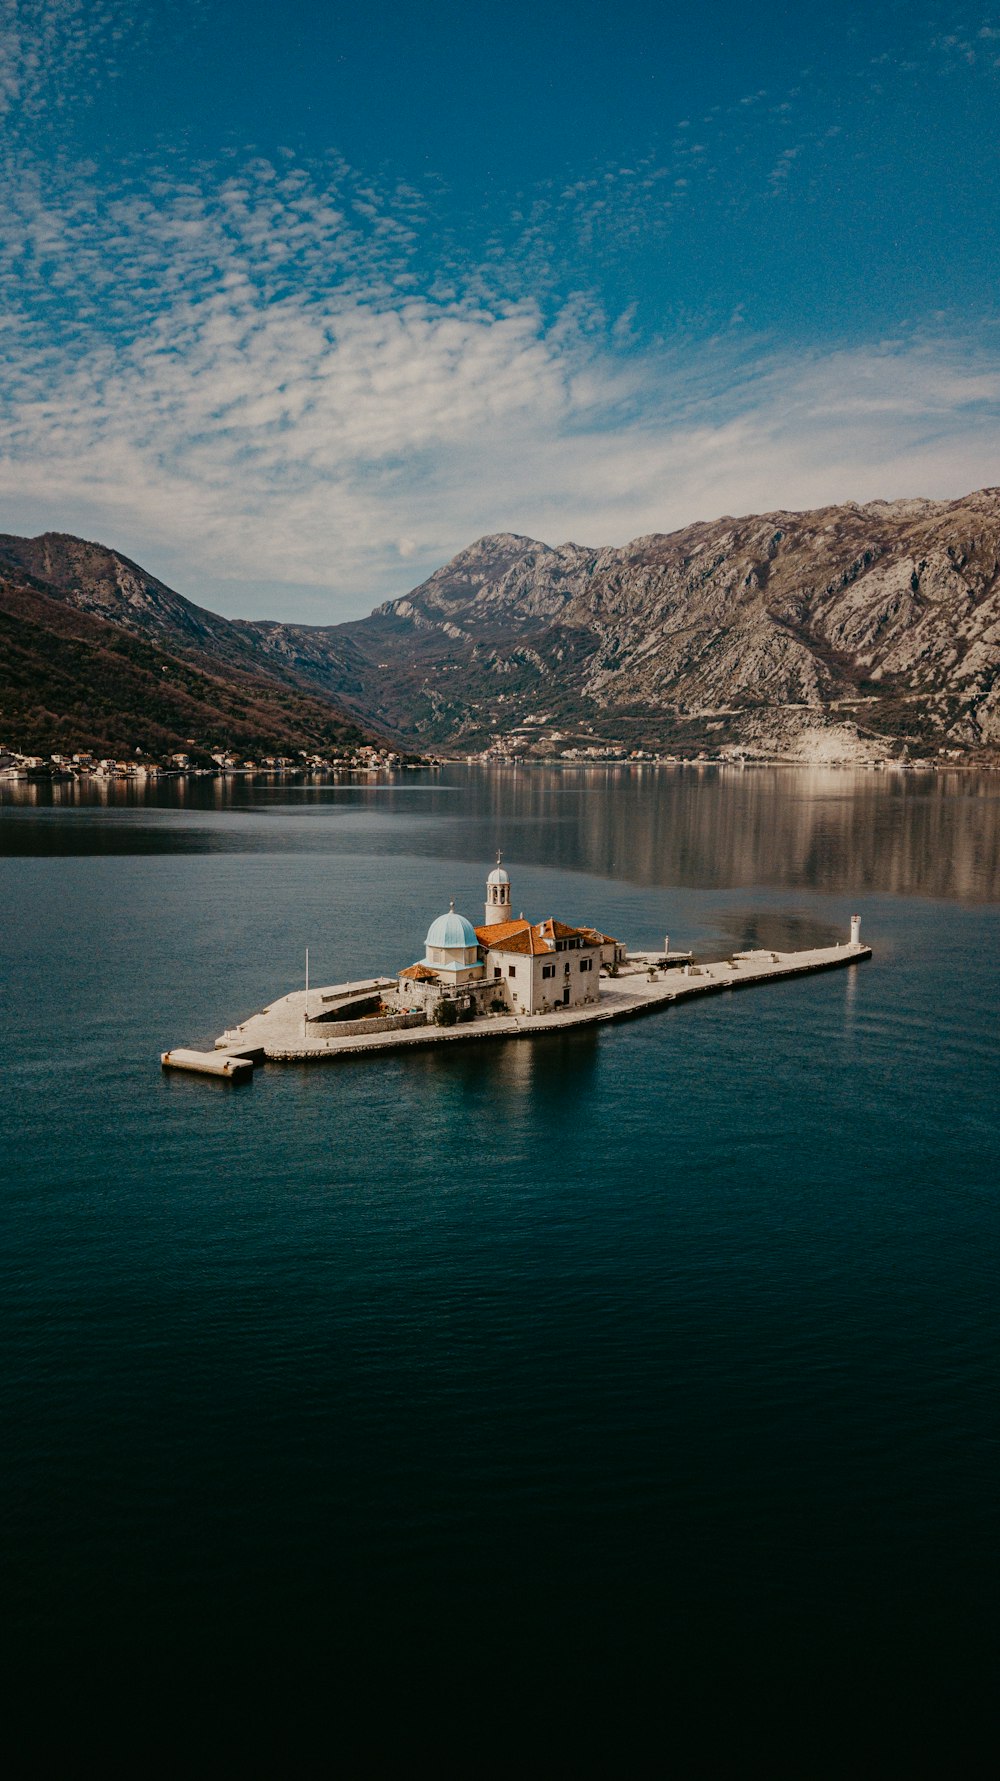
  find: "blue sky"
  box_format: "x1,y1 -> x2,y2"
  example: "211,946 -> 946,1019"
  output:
2,0 -> 1000,618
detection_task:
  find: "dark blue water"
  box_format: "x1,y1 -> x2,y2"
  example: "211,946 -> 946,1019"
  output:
2,768 -> 999,1771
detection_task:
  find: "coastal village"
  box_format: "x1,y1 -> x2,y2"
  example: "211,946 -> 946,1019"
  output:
0,742 -> 417,781
162,855 -> 870,1079
0,738 -> 952,782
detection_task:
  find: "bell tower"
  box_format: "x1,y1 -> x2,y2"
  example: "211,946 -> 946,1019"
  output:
483,851 -> 512,926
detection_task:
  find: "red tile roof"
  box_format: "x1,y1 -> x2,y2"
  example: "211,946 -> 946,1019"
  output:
475,915 -> 609,956
476,918 -> 548,957
535,917 -> 589,941
474,918 -> 531,943
490,931 -> 537,956
399,963 -> 439,981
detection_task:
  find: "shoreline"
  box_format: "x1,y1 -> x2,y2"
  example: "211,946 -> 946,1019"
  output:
5,756 -> 996,788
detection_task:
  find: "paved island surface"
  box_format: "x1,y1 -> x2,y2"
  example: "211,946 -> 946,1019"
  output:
161,941 -> 871,1075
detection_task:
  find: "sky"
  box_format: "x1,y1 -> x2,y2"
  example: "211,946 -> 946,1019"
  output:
2,0 -> 1000,620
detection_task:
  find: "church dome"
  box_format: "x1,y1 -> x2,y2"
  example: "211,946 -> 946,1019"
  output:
487,865 -> 510,886
425,907 -> 478,949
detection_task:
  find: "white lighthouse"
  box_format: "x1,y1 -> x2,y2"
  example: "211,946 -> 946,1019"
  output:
850,914 -> 861,946
483,851 -> 512,926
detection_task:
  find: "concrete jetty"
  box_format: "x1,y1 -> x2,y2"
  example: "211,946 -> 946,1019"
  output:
161,1047 -> 256,1080
183,938 -> 871,1072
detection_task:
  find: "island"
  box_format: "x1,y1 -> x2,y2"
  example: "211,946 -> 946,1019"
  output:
161,856 -> 871,1078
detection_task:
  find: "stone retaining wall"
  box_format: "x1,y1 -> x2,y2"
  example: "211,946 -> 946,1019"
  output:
307,992 -> 382,1024
308,1009 -> 427,1040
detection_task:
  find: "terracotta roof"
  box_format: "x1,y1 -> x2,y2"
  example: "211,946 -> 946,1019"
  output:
476,918 -> 550,957
476,915 -> 610,956
535,917 -> 589,941
474,918 -> 531,944
485,930 -> 537,956
399,963 -> 439,981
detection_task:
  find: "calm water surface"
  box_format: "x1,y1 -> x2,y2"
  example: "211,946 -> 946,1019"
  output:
2,766 -> 999,1771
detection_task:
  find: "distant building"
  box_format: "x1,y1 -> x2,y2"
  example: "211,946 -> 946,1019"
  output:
395,856 -> 624,1018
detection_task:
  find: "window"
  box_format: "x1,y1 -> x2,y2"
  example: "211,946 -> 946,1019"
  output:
580,958 -> 592,972
541,964 -> 555,979
493,966 -> 501,980
508,964 -> 517,978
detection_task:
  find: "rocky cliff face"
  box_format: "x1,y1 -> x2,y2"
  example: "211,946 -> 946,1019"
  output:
315,490 -> 1000,758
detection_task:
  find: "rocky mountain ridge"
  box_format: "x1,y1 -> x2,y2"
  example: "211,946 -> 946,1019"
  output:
330,489 -> 1000,758
0,534 -> 379,759
2,487 -> 1000,761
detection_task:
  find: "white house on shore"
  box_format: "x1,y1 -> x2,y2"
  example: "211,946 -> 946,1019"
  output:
395,855 -> 625,1019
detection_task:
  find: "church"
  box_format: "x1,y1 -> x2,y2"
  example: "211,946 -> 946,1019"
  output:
395,856 -> 625,1019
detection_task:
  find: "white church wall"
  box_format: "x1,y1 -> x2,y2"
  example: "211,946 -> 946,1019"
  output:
531,946 -> 602,1013
482,942 -> 603,1014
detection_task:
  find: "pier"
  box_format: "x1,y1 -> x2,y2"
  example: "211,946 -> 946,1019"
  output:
161,939 -> 871,1076
160,1047 -> 257,1080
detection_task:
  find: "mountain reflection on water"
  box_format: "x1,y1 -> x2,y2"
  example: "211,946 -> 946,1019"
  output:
3,764 -> 999,904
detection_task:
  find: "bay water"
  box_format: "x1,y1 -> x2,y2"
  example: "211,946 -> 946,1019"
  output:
2,766 -> 998,1771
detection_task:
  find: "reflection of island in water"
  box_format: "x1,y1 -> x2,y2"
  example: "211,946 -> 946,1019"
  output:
2,765 -> 999,904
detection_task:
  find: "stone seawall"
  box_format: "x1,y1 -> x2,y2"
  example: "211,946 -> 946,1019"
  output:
303,1009 -> 427,1041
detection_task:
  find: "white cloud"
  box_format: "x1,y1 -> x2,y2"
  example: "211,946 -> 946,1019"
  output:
5,259 -> 998,621
0,0 -> 142,120
1,7 -> 1000,619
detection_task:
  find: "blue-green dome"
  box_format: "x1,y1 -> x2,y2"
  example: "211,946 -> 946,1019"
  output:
425,908 -> 478,950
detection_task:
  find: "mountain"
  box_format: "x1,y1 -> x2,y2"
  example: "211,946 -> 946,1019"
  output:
0,535 -> 379,759
308,490 -> 1000,761
3,488 -> 1000,762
